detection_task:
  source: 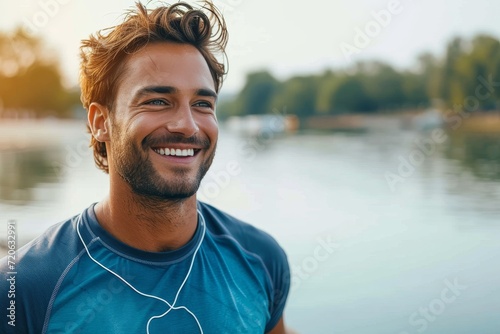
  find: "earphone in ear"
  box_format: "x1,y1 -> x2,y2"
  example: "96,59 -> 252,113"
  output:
76,210 -> 206,334
94,129 -> 104,141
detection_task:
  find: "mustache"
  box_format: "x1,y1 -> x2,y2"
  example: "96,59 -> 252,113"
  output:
143,134 -> 211,149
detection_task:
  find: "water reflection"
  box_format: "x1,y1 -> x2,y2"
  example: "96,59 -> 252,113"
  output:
445,132 -> 500,180
0,147 -> 62,204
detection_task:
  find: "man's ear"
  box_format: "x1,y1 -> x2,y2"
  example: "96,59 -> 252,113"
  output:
88,103 -> 111,142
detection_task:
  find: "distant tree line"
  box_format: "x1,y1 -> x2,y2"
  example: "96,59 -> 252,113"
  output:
1,29 -> 499,120
219,34 -> 500,119
0,29 -> 80,118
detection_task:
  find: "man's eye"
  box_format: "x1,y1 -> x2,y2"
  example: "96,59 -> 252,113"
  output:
193,101 -> 213,108
145,99 -> 167,106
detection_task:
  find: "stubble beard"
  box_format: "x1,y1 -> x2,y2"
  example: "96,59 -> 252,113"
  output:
111,127 -> 215,202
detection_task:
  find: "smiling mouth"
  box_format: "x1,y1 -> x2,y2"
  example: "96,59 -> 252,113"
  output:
152,148 -> 200,157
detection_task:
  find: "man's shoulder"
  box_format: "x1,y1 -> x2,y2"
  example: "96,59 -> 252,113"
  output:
0,214 -> 85,333
198,201 -> 288,264
0,214 -> 82,284
198,201 -> 291,331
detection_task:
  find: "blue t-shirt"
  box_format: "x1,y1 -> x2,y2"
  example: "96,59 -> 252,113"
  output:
0,202 -> 290,334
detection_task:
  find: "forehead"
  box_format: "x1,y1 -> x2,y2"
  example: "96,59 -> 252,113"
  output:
118,42 -> 215,93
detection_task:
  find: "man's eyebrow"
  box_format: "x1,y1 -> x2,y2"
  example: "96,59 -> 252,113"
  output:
134,86 -> 177,98
196,88 -> 218,100
133,86 -> 217,100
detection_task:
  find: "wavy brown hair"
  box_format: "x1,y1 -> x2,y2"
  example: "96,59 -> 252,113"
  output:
79,1 -> 228,173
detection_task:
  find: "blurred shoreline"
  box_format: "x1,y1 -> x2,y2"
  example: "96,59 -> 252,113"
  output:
0,119 -> 89,151
303,111 -> 500,132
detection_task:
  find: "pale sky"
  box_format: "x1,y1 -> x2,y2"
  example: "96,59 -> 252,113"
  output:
1,0 -> 500,94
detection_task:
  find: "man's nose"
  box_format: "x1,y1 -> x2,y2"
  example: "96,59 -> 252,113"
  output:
166,104 -> 199,137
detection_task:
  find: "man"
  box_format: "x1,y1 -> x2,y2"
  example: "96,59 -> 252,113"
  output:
0,2 -> 290,333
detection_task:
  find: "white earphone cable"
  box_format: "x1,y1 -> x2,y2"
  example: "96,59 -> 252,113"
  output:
75,210 -> 206,334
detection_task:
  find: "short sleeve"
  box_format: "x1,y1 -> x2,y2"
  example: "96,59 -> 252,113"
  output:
265,244 -> 290,332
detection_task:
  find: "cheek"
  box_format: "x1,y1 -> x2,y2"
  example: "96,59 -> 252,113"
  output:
199,115 -> 218,143
124,115 -> 162,143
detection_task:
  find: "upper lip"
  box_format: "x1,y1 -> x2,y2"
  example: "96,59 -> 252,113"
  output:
145,135 -> 210,151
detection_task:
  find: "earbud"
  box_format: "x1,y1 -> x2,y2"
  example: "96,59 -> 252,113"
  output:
94,129 -> 104,142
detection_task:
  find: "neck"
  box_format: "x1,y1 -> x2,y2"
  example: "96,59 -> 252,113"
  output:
95,182 -> 199,252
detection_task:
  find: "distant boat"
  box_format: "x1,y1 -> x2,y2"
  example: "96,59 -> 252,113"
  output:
225,114 -> 299,137
412,108 -> 444,131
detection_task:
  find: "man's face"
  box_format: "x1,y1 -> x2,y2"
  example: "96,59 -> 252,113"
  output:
107,42 -> 218,200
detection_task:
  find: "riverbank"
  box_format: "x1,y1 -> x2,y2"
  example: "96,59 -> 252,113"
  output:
301,111 -> 500,132
453,112 -> 500,132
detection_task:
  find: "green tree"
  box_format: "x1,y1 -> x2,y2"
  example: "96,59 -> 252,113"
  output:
0,28 -> 79,118
232,71 -> 279,116
271,75 -> 319,118
417,53 -> 440,102
437,35 -> 500,110
330,76 -> 375,113
315,70 -> 340,114
438,37 -> 466,107
221,33 -> 500,120
466,35 -> 500,109
361,61 -> 406,110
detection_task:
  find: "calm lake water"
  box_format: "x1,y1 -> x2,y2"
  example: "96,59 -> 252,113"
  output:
0,120 -> 499,333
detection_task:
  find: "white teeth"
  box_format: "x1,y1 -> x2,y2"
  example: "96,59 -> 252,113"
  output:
154,148 -> 195,157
